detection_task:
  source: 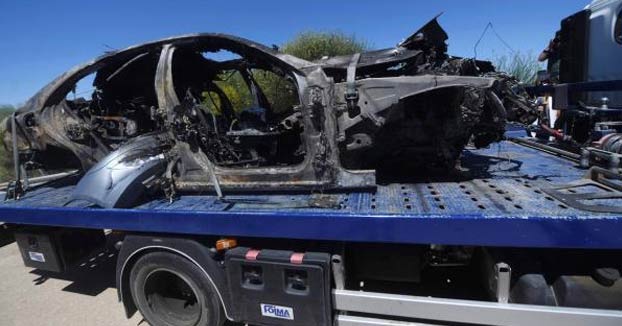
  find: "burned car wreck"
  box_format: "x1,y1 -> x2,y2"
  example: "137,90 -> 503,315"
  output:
3,17 -> 538,207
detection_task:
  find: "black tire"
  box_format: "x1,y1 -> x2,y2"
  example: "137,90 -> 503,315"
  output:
129,251 -> 225,326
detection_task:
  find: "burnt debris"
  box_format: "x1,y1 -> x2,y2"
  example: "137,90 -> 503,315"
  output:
3,17 -> 538,207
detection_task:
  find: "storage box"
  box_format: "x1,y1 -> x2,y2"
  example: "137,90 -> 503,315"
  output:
225,247 -> 332,326
14,227 -> 106,273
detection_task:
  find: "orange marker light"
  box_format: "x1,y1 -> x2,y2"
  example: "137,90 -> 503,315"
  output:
216,238 -> 238,251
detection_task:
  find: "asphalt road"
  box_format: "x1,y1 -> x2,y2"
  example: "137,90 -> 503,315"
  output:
0,241 -> 144,326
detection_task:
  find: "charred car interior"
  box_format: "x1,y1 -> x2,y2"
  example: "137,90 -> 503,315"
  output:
3,17 -> 539,207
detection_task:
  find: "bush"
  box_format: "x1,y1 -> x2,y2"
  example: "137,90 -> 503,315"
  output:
202,69 -> 299,116
493,52 -> 542,85
281,31 -> 369,61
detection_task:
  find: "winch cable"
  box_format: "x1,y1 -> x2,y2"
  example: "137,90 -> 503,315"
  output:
473,22 -> 516,59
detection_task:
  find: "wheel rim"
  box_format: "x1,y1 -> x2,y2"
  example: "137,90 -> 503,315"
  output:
143,268 -> 202,326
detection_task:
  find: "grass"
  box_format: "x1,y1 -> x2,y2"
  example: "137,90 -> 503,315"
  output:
493,52 -> 542,85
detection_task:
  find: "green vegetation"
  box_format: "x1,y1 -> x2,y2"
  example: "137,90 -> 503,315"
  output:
0,105 -> 15,183
281,31 -> 370,61
202,69 -> 299,116
251,69 -> 300,114
203,31 -> 367,115
493,52 -> 542,85
205,70 -> 253,114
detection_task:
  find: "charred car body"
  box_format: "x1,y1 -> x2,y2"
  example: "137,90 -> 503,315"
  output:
3,17 -> 537,207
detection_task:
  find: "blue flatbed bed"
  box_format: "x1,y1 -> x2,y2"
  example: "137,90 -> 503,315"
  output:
1,132 -> 621,250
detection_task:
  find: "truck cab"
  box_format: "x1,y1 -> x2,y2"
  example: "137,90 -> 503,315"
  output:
586,0 -> 622,106
548,0 -> 622,106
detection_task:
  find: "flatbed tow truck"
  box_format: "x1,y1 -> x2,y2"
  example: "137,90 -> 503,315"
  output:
1,124 -> 622,326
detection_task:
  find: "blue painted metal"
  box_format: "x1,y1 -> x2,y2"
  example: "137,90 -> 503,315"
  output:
526,80 -> 622,96
1,137 -> 622,249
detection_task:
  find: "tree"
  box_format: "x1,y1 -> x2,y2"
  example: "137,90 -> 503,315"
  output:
281,31 -> 370,61
493,52 -> 542,85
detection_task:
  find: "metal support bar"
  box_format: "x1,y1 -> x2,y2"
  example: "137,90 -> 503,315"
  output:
543,167 -> 622,213
510,137 -> 581,161
206,160 -> 223,199
7,112 -> 24,200
0,170 -> 78,192
11,113 -> 20,183
345,53 -> 361,110
495,262 -> 511,303
335,315 -> 435,326
585,147 -> 622,172
333,289 -> 622,326
331,254 -> 345,290
526,80 -> 622,97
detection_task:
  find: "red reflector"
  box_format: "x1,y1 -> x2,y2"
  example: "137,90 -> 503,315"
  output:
245,249 -> 260,261
290,252 -> 304,264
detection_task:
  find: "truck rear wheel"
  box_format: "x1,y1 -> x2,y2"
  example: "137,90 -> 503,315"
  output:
129,251 -> 225,326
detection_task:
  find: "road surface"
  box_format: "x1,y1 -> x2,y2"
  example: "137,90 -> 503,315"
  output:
0,241 -> 143,326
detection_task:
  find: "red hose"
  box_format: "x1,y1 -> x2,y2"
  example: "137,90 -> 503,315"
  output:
540,124 -> 568,141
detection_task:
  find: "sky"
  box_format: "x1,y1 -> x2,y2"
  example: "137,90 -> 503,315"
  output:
0,0 -> 589,106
